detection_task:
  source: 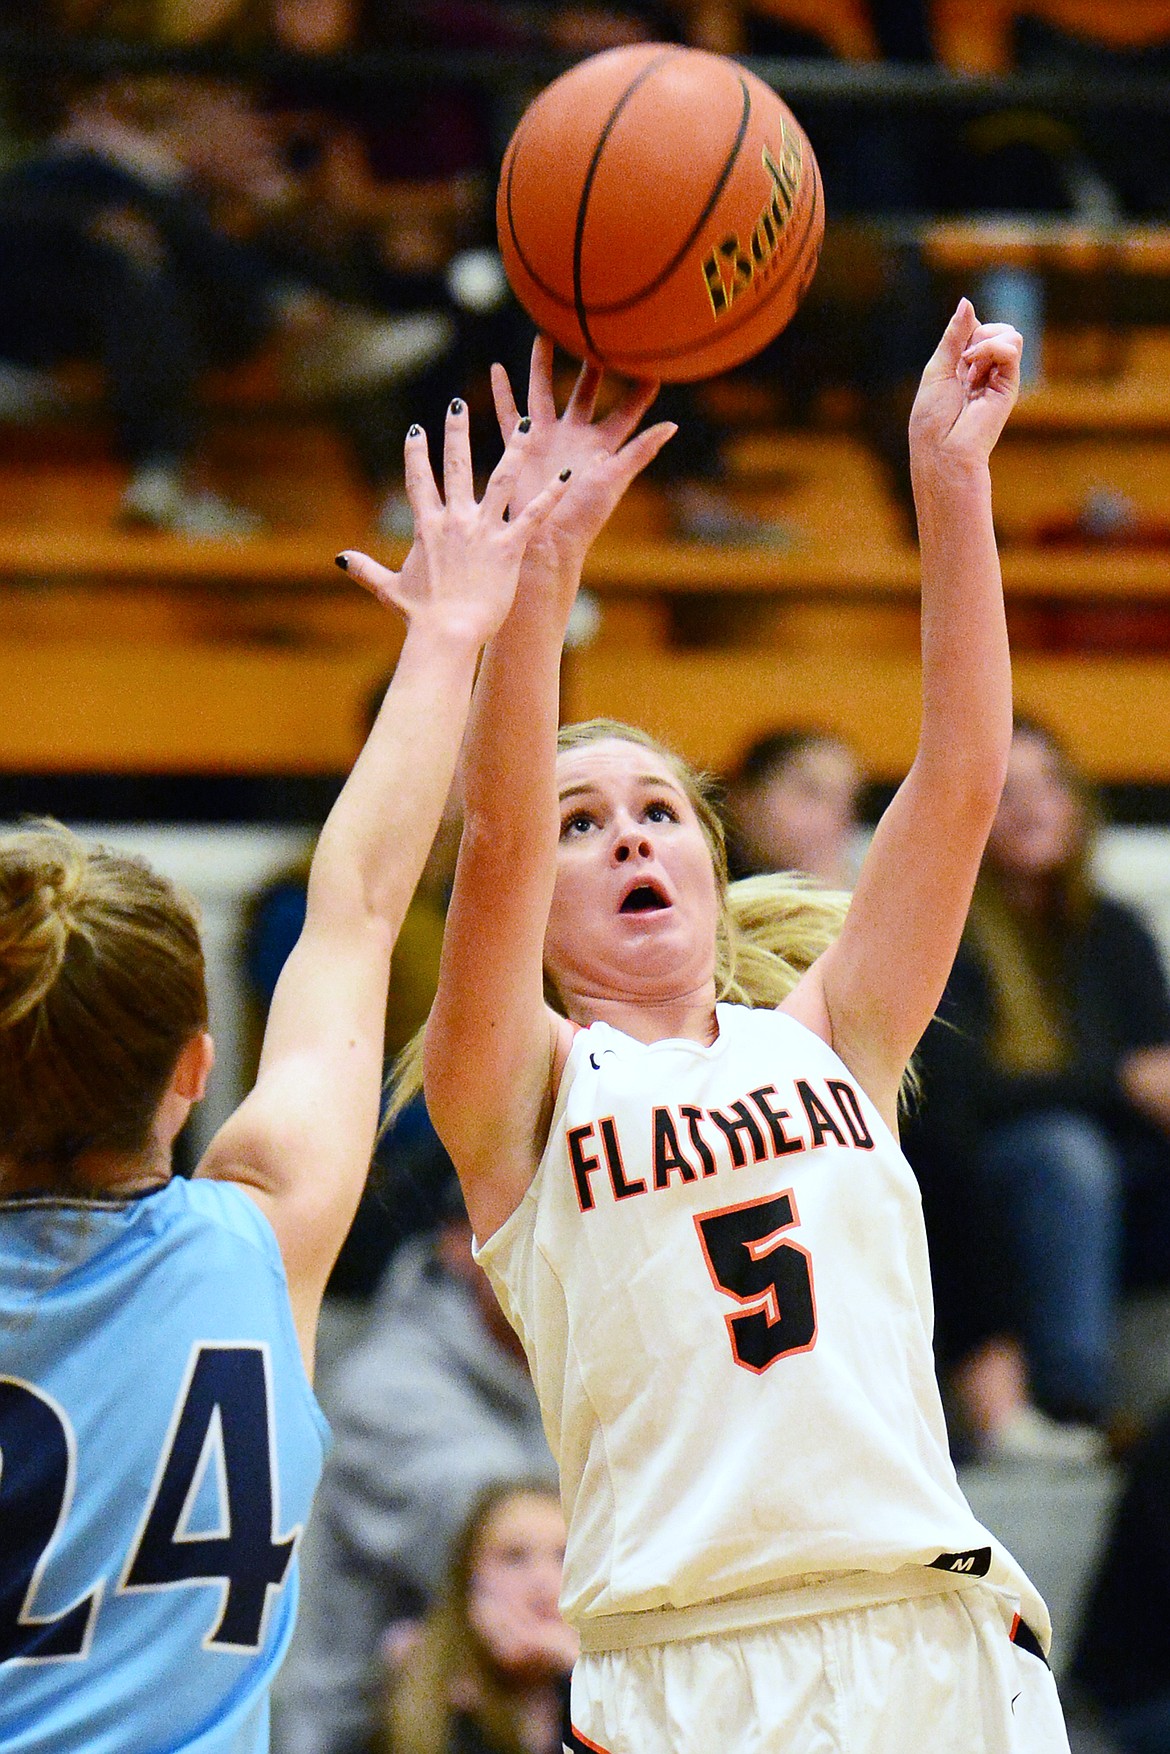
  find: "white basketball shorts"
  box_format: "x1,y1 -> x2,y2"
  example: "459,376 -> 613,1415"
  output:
564,1586 -> 1070,1754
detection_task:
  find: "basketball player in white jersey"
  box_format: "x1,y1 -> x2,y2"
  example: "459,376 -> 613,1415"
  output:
346,305 -> 1069,1753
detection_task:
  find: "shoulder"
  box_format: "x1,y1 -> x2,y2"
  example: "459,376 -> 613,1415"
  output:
179,1174 -> 285,1268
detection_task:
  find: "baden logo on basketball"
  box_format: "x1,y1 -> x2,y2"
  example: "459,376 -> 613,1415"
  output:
702,131 -> 805,321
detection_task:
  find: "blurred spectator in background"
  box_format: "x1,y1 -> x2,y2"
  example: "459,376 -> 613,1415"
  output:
1070,1394 -> 1170,1754
0,69 -> 447,533
84,0 -> 686,537
223,0 -> 512,537
723,726 -> 864,886
378,1479 -> 575,1754
275,1193 -> 557,1754
904,718 -> 1170,1463
934,1 -> 1170,218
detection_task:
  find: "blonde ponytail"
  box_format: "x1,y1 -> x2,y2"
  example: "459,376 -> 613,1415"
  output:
719,872 -> 851,1006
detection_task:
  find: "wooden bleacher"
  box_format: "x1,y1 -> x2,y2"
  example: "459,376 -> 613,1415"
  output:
4,278 -> 1170,787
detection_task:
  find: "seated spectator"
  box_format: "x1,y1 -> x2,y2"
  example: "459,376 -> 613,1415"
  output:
903,717 -> 1170,1462
934,3 -> 1170,222
378,1480 -> 576,1754
0,72 -> 446,534
1070,1393 -> 1170,1754
274,1192 -> 558,1754
722,726 -> 865,887
110,0 -> 691,539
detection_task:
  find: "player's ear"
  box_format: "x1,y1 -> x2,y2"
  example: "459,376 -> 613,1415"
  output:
173,1031 -> 215,1103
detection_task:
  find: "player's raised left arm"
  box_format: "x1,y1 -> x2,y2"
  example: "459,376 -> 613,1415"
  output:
784,301 -> 1022,1122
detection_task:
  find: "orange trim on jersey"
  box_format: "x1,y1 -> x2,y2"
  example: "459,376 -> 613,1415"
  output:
1008,1611 -> 1049,1667
567,1726 -> 614,1754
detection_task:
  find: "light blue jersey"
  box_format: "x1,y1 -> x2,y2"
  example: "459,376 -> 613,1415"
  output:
0,1176 -> 329,1754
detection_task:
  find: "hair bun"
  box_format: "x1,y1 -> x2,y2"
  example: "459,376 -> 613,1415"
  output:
0,825 -> 87,1030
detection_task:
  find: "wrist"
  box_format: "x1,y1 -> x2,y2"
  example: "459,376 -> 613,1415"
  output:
517,558 -> 583,640
398,605 -> 492,663
911,452 -> 992,523
910,448 -> 991,492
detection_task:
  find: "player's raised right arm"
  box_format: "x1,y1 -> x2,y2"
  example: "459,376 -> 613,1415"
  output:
424,340 -> 674,1242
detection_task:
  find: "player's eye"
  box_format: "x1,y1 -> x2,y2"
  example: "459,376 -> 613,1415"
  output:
560,810 -> 596,838
645,800 -> 680,824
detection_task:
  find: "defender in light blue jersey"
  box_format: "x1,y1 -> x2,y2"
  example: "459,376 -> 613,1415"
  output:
0,398 -> 578,1754
0,1178 -> 326,1754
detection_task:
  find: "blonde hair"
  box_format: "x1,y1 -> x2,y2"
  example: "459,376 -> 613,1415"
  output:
381,1479 -> 563,1754
386,720 -> 857,1121
0,821 -> 207,1186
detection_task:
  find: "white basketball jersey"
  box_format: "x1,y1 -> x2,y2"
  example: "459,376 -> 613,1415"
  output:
477,1004 -> 1048,1650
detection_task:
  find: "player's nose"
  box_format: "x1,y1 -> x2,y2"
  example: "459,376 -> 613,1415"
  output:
612,823 -> 652,862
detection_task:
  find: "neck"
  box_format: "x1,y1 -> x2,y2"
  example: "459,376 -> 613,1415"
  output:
0,1140 -> 172,1200
565,981 -> 720,1047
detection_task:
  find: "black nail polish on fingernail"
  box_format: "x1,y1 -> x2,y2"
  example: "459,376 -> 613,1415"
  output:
407,423 -> 422,438
449,397 -> 464,415
334,554 -> 348,571
559,468 -> 572,481
518,416 -> 532,432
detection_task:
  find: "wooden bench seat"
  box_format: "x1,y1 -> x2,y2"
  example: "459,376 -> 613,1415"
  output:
3,355 -> 1170,784
923,219 -> 1170,281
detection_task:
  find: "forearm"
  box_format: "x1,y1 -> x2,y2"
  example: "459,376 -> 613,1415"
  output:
910,453 -> 1012,800
307,616 -> 483,940
460,565 -> 571,847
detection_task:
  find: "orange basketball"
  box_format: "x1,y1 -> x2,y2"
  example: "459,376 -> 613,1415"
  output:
497,43 -> 824,383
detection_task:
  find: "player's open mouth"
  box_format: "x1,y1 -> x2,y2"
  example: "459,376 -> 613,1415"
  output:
619,882 -> 669,913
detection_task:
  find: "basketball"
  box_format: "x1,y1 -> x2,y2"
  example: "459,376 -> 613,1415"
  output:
496,43 -> 824,383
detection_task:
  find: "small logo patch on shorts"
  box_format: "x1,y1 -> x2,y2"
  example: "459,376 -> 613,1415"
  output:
928,1546 -> 992,1577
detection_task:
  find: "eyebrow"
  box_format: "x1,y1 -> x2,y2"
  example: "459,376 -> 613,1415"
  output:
557,773 -> 686,803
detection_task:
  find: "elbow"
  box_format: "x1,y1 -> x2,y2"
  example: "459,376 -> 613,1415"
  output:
913,738 -> 1009,833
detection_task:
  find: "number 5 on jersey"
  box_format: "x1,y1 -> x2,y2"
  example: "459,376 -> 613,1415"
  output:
695,1190 -> 817,1372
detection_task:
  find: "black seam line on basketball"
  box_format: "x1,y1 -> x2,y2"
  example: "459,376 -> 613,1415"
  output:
504,50 -> 678,316
573,48 -> 682,351
599,151 -> 822,364
572,71 -> 754,323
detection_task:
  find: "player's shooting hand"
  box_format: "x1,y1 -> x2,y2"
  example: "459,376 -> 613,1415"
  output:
491,334 -> 676,585
337,396 -> 571,648
909,299 -> 1023,473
